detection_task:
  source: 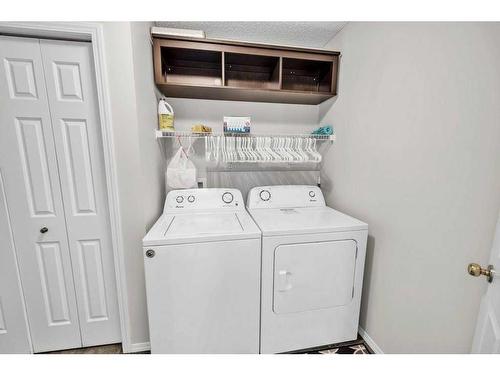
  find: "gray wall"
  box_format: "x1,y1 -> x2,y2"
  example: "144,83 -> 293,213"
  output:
319,22 -> 500,353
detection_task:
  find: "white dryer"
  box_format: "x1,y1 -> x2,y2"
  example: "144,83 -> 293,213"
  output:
143,188 -> 261,353
247,185 -> 368,353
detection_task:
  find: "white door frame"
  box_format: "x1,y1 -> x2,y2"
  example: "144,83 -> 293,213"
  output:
0,22 -> 132,352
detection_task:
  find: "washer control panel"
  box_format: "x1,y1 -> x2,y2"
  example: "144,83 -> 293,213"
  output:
246,185 -> 326,209
165,188 -> 243,212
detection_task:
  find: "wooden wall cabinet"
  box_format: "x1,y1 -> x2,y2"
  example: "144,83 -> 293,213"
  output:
153,36 -> 340,105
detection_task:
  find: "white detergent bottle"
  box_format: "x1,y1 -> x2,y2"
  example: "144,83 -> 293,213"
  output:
158,98 -> 175,131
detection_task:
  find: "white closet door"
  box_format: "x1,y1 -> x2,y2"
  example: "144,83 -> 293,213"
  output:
0,36 -> 82,352
0,170 -> 32,353
39,40 -> 121,346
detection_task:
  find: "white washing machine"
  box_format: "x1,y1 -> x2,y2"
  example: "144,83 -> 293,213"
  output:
247,185 -> 368,353
143,188 -> 261,353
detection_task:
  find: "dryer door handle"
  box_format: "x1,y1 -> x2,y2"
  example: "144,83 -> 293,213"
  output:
278,270 -> 292,292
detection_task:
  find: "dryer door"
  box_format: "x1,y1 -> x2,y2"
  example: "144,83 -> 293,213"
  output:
273,240 -> 357,314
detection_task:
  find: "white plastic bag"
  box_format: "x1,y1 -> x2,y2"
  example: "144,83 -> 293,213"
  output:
166,146 -> 197,189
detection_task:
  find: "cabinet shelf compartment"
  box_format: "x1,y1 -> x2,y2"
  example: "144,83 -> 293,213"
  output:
161,46 -> 222,86
224,53 -> 280,90
153,37 -> 339,104
282,58 -> 333,93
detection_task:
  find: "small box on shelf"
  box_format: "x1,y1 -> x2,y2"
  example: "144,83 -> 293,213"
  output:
223,116 -> 251,134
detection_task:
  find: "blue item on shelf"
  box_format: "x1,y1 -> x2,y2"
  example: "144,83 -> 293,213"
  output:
311,125 -> 334,136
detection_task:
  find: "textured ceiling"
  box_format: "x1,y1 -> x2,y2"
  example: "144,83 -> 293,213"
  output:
155,22 -> 346,48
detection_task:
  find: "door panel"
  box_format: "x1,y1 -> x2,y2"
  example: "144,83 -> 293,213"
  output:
0,304 -> 5,333
4,57 -> 38,99
60,119 -> 97,215
14,117 -> 56,216
0,170 -> 31,353
39,40 -> 121,346
77,239 -> 109,322
477,309 -> 500,353
35,242 -> 73,325
0,36 -> 82,352
472,213 -> 500,353
273,240 -> 357,314
52,61 -> 84,101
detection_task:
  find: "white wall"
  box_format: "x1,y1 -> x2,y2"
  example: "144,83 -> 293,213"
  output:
130,22 -> 165,231
319,22 -> 500,353
99,22 -> 152,349
100,21 -> 166,349
167,98 -> 319,134
165,98 -> 322,197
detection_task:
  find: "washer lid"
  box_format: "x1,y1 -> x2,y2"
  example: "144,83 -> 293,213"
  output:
248,206 -> 368,236
143,210 -> 261,246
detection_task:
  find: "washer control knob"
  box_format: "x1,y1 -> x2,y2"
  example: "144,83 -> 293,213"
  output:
187,195 -> 195,203
260,190 -> 271,201
309,190 -> 316,198
222,192 -> 234,204
176,196 -> 184,203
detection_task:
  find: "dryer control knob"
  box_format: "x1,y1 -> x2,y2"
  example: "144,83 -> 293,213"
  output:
260,190 -> 271,201
176,196 -> 184,203
309,190 -> 316,198
222,192 -> 234,204
187,195 -> 195,203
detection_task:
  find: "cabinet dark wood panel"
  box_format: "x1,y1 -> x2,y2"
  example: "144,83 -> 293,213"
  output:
153,36 -> 340,105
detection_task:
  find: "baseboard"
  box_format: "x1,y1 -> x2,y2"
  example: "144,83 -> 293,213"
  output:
125,341 -> 151,353
358,326 -> 383,354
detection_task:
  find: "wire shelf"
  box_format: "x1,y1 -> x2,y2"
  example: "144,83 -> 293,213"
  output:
155,130 -> 335,142
155,130 -> 333,165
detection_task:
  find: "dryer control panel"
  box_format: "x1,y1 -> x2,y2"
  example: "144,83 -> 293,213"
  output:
164,188 -> 244,212
246,185 -> 326,209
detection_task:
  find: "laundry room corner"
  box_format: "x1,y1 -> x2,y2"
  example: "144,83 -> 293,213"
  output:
91,22 -> 330,352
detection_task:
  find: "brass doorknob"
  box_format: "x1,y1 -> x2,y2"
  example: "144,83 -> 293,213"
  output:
468,263 -> 494,283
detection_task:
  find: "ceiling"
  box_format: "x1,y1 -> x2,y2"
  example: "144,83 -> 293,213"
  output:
155,22 -> 346,48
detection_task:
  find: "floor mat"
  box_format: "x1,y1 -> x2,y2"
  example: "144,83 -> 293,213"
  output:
314,343 -> 371,354
291,336 -> 373,354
